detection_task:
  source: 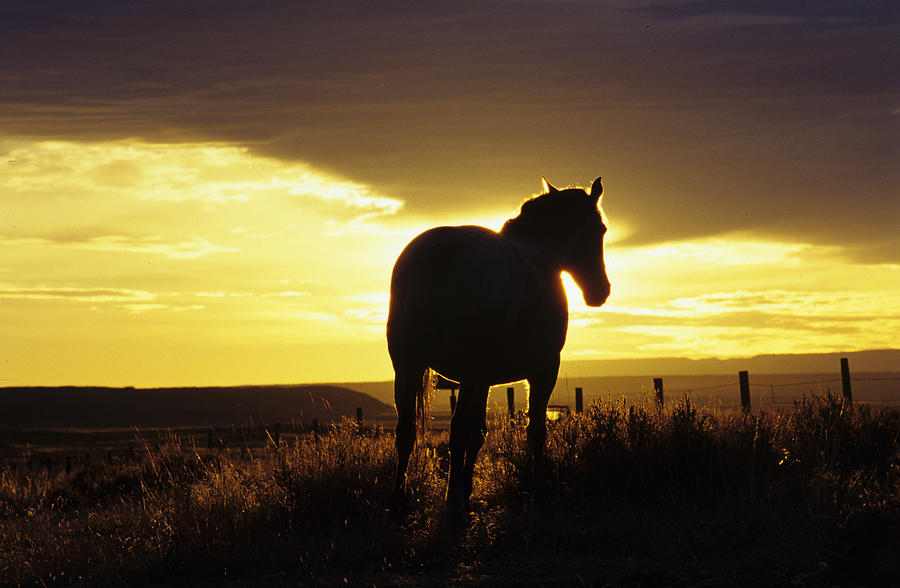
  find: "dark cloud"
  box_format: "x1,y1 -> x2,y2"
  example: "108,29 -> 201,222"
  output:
633,0 -> 898,25
1,1 -> 897,261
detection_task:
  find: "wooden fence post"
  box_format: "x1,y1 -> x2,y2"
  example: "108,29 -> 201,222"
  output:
653,378 -> 664,407
739,370 -> 750,411
507,387 -> 515,419
840,357 -> 853,405
575,387 -> 583,413
356,407 -> 363,424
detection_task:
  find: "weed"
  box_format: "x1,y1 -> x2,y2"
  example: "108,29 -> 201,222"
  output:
1,397 -> 897,585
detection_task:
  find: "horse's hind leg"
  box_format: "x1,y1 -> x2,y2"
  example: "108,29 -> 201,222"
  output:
390,365 -> 423,519
462,385 -> 489,509
447,382 -> 489,535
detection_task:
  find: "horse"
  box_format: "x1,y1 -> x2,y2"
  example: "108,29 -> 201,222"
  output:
386,176 -> 610,532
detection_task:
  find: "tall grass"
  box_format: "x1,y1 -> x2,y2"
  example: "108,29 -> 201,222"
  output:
1,393 -> 898,585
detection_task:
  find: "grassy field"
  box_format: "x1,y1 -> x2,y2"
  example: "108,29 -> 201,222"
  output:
1,393 -> 898,586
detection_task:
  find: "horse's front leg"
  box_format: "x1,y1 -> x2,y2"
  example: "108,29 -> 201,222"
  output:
526,357 -> 560,493
447,382 -> 488,536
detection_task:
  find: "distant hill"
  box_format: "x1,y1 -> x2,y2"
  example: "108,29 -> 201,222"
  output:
0,385 -> 394,430
6,350 -> 896,430
560,349 -> 900,378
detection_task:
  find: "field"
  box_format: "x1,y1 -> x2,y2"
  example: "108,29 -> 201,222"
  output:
1,392 -> 898,586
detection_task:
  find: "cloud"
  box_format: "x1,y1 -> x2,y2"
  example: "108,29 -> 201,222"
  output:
567,301 -> 900,359
632,1 -> 898,25
0,2 -> 895,266
264,291 -> 312,298
0,286 -> 155,303
668,290 -> 900,318
2,140 -> 402,214
0,283 -> 208,314
587,288 -> 900,323
0,3 -> 896,384
76,235 -> 237,259
631,237 -> 838,266
1,235 -> 237,259
561,231 -> 900,360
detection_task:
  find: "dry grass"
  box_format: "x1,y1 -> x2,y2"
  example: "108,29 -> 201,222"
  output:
1,393 -> 898,586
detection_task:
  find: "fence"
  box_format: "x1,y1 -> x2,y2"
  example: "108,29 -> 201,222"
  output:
649,357 -> 900,411
469,357 -> 900,418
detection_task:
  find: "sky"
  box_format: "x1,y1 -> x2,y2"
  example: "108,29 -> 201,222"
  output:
1,1 -> 898,386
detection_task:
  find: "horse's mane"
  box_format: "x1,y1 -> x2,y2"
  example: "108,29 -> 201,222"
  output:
499,187 -> 592,242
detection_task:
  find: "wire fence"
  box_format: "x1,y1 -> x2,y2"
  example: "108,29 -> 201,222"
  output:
539,362 -> 900,413
645,374 -> 900,410
479,361 -> 900,417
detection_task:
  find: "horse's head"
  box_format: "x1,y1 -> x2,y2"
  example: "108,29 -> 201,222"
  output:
501,177 -> 611,307
554,177 -> 610,307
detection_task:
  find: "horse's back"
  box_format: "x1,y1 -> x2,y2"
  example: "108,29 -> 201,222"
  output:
387,225 -> 566,382
391,225 -> 517,298
389,226 -> 518,331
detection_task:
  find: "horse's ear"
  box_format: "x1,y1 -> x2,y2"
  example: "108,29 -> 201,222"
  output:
590,177 -> 603,204
542,176 -> 559,194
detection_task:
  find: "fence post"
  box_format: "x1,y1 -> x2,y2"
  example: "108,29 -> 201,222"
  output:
507,387 -> 515,419
356,407 -> 363,424
575,387 -> 583,413
739,370 -> 750,411
653,378 -> 664,407
449,388 -> 457,414
840,357 -> 853,405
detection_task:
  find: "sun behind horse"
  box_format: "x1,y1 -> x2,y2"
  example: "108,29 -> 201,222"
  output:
387,177 -> 610,533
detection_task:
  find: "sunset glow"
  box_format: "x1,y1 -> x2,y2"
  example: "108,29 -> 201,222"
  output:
2,138 -> 896,386
1,2 -> 897,386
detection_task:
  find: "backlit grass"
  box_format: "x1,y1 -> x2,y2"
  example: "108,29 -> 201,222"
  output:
1,393 -> 898,585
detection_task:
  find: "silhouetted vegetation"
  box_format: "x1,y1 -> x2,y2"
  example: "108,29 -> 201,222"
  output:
1,393 -> 898,585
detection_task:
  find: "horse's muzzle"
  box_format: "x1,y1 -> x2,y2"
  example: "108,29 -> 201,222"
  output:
583,282 -> 611,307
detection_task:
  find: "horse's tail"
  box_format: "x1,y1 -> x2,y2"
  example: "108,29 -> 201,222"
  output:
418,367 -> 434,441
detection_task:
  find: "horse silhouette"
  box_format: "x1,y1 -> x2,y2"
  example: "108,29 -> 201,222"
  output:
387,177 -> 610,533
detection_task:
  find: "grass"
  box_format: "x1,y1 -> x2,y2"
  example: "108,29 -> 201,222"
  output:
1,392 -> 898,586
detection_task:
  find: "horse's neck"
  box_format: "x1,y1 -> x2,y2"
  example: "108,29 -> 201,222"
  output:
501,228 -> 564,272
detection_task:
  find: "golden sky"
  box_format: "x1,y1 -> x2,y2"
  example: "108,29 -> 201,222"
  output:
1,2 -> 898,385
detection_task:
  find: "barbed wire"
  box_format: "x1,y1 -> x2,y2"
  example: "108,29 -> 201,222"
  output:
666,382 -> 736,394
749,378 -> 840,389
648,375 -> 900,395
